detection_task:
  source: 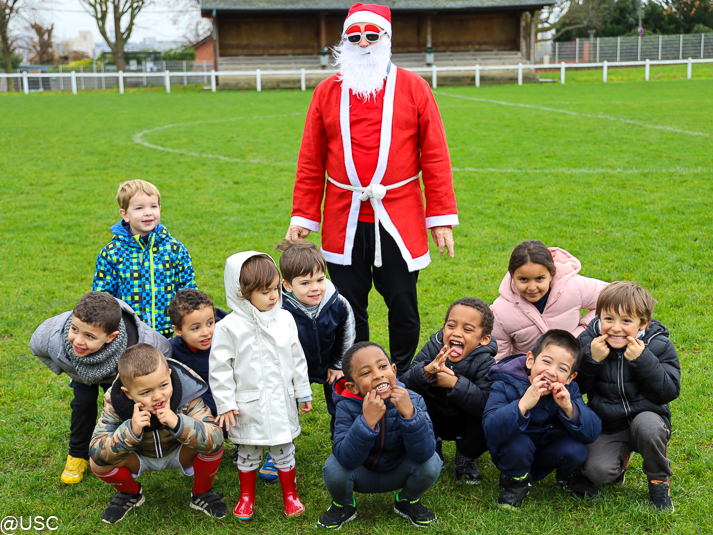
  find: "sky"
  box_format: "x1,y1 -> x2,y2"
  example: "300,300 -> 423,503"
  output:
34,0 -> 206,45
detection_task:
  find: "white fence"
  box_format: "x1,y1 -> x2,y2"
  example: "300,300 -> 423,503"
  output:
537,33 -> 713,64
2,57 -> 712,95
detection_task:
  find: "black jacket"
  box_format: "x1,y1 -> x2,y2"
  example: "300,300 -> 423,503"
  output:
401,330 -> 497,422
576,318 -> 680,433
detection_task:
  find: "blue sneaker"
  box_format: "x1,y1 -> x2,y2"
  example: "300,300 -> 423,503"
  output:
259,454 -> 278,483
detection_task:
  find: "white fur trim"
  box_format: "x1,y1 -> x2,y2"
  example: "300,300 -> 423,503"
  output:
343,12 -> 392,36
290,216 -> 320,233
425,214 -> 460,228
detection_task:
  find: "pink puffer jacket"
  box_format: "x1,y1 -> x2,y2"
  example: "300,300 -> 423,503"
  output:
491,247 -> 608,362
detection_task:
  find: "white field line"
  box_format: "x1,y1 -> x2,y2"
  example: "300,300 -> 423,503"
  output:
452,167 -> 710,173
132,112 -> 305,166
433,91 -> 712,138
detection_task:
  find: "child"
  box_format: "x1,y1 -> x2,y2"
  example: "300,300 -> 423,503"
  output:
168,289 -> 227,416
576,281 -> 680,512
29,291 -> 171,485
401,297 -> 497,484
318,341 -> 441,530
277,239 -> 356,434
483,330 -> 602,508
209,251 -> 312,521
491,240 -> 607,361
92,179 -> 197,338
89,344 -> 226,523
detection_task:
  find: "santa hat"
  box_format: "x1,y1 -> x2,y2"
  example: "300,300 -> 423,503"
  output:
342,3 -> 392,37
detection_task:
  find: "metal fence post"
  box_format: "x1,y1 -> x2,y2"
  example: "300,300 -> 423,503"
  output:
118,71 -> 124,94
143,61 -> 147,86
183,60 -> 187,86
22,71 -> 29,94
617,37 -> 620,62
101,62 -> 105,90
256,69 -> 261,91
210,69 -> 216,92
658,35 -> 662,60
517,63 -> 523,86
687,57 -> 692,79
560,62 -> 565,84
165,70 -> 171,93
637,36 -> 641,61
432,64 -> 437,88
203,61 -> 207,84
300,68 -> 306,91
575,38 -> 579,63
702,34 -> 705,59
555,42 -> 558,63
680,34 -> 683,59
71,70 -> 77,94
603,60 -> 607,83
596,37 -> 600,62
79,65 -> 83,90
645,58 -> 650,81
93,60 -> 97,89
475,64 -> 480,88
59,64 -> 63,91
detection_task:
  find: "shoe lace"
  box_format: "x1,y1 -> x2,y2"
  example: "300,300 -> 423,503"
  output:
194,489 -> 225,504
455,453 -> 477,470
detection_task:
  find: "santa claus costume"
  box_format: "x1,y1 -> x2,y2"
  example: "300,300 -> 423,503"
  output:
291,3 -> 458,374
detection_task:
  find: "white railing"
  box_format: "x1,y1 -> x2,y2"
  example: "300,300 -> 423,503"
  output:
537,33 -> 713,64
2,57 -> 712,95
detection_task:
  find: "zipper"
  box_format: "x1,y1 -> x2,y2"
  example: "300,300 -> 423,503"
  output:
370,416 -> 386,470
616,351 -> 632,422
149,233 -> 156,330
312,318 -> 321,357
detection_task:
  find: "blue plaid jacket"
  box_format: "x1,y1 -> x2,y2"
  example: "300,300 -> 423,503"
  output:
92,221 -> 196,336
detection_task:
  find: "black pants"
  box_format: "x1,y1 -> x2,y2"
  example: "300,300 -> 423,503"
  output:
327,222 -> 420,375
68,380 -> 112,460
431,411 -> 488,460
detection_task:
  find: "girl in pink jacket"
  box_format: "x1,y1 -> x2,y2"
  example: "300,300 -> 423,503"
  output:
491,241 -> 608,362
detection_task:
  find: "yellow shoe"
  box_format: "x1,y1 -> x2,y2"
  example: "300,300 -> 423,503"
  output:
61,455 -> 89,484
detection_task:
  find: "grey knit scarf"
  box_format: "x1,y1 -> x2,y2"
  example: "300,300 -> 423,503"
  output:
62,316 -> 128,384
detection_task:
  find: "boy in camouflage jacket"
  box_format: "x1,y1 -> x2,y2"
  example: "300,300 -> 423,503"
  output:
90,344 -> 225,524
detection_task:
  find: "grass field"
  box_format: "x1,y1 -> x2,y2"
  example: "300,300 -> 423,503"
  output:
1,72 -> 712,535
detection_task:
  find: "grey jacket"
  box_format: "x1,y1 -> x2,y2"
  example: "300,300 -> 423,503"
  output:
30,297 -> 172,384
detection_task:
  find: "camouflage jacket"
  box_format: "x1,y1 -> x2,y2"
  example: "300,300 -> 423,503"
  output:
90,359 -> 223,466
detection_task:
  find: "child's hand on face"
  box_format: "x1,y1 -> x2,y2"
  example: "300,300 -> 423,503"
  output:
518,374 -> 550,416
390,385 -> 415,419
551,382 -> 574,418
326,368 -> 344,385
156,407 -> 179,430
591,335 -> 611,362
131,403 -> 151,437
300,401 -> 312,414
424,347 -> 454,377
624,337 -> 645,361
362,390 -> 387,430
216,410 -> 240,431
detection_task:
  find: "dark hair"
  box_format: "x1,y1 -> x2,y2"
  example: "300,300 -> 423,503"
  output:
73,291 -> 122,334
508,240 -> 556,277
531,329 -> 582,375
275,239 -> 327,283
444,297 -> 494,337
117,343 -> 167,386
342,341 -> 389,382
239,254 -> 281,299
596,281 -> 655,324
168,289 -> 214,328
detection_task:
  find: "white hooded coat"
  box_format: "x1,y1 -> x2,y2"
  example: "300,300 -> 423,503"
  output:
209,251 -> 312,446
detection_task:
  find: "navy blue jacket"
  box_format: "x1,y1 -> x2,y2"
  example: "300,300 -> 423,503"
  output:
169,308 -> 227,416
576,318 -> 680,433
483,354 -> 601,448
401,330 -> 497,421
331,377 -> 436,472
282,281 -> 355,384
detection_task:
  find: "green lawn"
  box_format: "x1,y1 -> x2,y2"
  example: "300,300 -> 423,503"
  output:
1,75 -> 711,534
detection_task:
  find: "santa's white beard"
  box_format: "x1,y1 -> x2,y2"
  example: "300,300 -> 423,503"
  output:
332,35 -> 392,102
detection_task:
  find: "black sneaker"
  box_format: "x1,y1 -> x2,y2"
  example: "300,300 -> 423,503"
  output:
497,474 -> 531,509
101,485 -> 145,524
435,439 -> 446,472
316,500 -> 357,530
556,472 -> 601,500
191,489 -> 228,518
648,480 -> 674,513
393,492 -> 436,528
455,450 -> 481,485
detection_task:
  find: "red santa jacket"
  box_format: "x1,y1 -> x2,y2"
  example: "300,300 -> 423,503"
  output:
291,66 -> 458,272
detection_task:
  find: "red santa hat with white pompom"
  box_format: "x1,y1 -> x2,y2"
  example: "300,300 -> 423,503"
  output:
342,3 -> 392,37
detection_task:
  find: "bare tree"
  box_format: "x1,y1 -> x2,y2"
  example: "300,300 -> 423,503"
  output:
79,0 -> 150,71
28,21 -> 56,65
537,0 -> 608,40
0,0 -> 21,74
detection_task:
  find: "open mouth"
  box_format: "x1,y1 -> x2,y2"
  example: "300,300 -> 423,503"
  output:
73,345 -> 87,354
448,340 -> 464,357
200,337 -> 212,346
153,401 -> 165,410
374,382 -> 390,393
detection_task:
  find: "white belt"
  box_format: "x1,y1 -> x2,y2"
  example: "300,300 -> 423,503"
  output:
327,174 -> 420,268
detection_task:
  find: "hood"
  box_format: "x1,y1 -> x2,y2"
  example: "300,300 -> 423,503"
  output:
430,329 -> 498,362
224,251 -> 282,324
283,278 -> 337,316
497,247 -> 582,303
110,220 -> 167,241
487,353 -> 530,385
586,317 -> 669,346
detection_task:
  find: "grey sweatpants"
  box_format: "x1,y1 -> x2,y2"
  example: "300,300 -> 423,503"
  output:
582,411 -> 672,483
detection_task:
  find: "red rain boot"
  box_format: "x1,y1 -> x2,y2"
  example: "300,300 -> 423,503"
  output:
277,466 -> 305,517
233,469 -> 258,521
